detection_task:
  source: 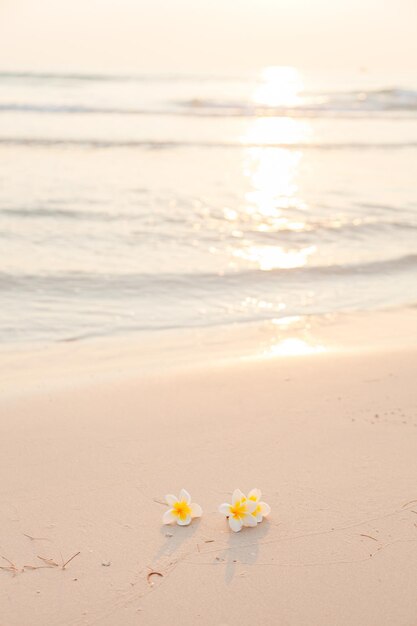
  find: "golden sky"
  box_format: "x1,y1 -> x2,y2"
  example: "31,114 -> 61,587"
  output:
1,0 -> 416,73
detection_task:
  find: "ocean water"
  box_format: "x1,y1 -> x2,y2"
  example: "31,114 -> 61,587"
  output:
0,67 -> 416,346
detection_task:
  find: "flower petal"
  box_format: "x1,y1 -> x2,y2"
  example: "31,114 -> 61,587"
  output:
255,513 -> 263,523
245,499 -> 257,513
248,488 -> 261,501
232,489 -> 245,505
177,514 -> 191,526
190,502 -> 202,518
162,509 -> 176,525
165,494 -> 177,506
243,513 -> 257,527
260,502 -> 271,517
219,503 -> 232,516
229,516 -> 243,532
179,489 -> 191,504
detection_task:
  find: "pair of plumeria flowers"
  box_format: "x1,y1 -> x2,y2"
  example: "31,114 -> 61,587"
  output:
162,488 -> 271,533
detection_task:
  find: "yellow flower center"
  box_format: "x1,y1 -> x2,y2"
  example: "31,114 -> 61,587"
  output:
172,500 -> 191,522
230,500 -> 247,520
246,495 -> 261,517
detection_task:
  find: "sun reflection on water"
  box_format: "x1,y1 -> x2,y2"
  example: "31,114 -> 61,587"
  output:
244,117 -> 308,146
229,66 -> 316,273
269,317 -> 327,358
253,66 -> 303,108
243,147 -> 301,218
233,244 -> 315,270
266,338 -> 326,357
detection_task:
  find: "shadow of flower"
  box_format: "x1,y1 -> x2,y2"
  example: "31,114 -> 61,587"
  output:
153,518 -> 201,566
215,520 -> 271,583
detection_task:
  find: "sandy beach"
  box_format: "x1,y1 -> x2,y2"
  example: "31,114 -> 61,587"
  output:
1,3 -> 416,623
1,345 -> 416,625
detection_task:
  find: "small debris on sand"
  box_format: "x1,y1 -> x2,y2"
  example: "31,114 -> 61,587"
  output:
147,571 -> 163,585
359,534 -> 378,542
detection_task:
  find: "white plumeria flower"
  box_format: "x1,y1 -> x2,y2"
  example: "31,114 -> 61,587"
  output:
218,488 -> 258,532
243,488 -> 271,523
162,489 -> 202,526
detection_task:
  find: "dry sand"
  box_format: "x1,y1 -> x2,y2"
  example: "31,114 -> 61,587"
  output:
1,347 -> 417,625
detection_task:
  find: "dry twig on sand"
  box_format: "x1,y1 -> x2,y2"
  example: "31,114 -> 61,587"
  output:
37,552 -> 81,570
359,534 -> 378,542
0,556 -> 21,576
1,551 -> 80,576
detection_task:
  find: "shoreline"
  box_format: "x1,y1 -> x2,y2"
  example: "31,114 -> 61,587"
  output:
1,306 -> 416,398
